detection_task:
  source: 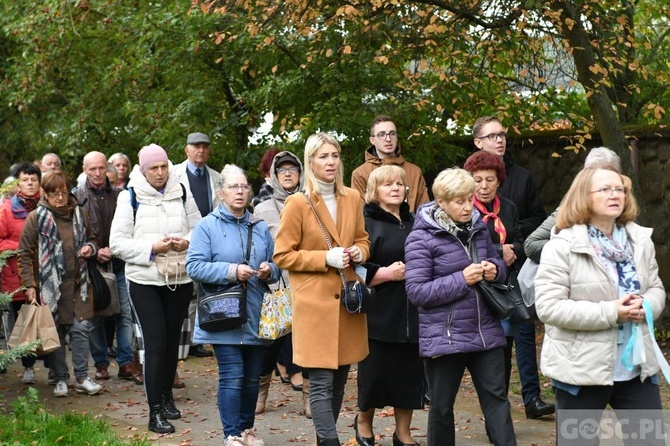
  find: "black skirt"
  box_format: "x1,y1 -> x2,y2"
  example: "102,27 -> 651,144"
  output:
357,339 -> 425,411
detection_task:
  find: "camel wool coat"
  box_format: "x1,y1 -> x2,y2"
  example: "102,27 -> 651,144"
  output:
273,188 -> 370,369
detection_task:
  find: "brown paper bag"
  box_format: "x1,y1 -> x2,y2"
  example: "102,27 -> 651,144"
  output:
35,305 -> 60,355
8,303 -> 39,349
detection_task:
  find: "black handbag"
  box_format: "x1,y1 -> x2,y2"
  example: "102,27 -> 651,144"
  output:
341,277 -> 375,314
88,260 -> 118,314
303,193 -> 375,314
469,236 -> 528,320
196,223 -> 254,331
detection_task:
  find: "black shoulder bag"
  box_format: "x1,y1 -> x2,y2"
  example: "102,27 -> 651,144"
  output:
303,193 -> 375,314
197,223 -> 254,331
469,235 -> 530,321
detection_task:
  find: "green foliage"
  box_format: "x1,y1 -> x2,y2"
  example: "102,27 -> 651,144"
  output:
0,249 -> 38,371
1,1 -> 670,178
0,387 -> 149,445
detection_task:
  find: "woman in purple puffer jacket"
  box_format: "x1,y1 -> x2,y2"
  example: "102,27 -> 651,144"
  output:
405,168 -> 516,446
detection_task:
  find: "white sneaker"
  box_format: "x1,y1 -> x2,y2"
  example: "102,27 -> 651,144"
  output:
241,428 -> 265,446
21,367 -> 35,384
53,381 -> 68,397
75,377 -> 103,395
225,436 -> 245,446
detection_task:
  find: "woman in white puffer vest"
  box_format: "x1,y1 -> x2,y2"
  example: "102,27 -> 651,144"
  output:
110,144 -> 201,435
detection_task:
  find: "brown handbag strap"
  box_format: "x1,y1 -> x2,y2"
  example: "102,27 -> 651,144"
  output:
302,192 -> 347,290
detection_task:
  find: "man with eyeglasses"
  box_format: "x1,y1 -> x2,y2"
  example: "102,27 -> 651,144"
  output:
174,132 -> 222,363
472,116 -> 554,421
351,115 -> 430,212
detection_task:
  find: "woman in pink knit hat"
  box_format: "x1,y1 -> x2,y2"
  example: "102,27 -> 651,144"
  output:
110,144 -> 202,434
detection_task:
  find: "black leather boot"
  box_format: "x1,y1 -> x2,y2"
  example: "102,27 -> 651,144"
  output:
162,391 -> 181,420
318,438 -> 341,446
148,403 -> 175,434
525,396 -> 556,419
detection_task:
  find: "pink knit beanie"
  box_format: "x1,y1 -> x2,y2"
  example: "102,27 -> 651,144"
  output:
138,144 -> 169,175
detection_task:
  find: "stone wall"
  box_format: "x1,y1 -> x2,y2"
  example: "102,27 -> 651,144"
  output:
507,132 -> 670,279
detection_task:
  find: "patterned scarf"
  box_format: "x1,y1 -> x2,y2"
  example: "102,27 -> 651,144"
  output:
473,195 -> 506,244
588,224 -> 639,295
37,204 -> 89,313
431,205 -> 473,246
588,224 -> 640,377
11,192 -> 40,219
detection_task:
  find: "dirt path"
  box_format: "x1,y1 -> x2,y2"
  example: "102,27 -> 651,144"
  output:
0,354 -> 560,445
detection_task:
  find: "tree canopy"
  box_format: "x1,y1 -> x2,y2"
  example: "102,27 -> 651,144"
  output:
1,0 -> 669,179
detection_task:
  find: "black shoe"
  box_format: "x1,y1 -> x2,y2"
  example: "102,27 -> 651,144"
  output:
162,391 -> 181,420
525,396 -> 555,419
188,344 -> 213,357
107,346 -> 117,358
393,432 -> 419,446
275,366 -> 290,384
148,404 -> 175,434
318,437 -> 341,446
354,414 -> 374,446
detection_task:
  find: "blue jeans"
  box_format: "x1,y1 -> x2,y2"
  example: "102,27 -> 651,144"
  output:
514,321 -> 540,406
89,270 -> 133,367
213,344 -> 266,438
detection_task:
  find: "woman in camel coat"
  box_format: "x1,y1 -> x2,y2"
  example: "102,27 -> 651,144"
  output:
274,133 -> 370,446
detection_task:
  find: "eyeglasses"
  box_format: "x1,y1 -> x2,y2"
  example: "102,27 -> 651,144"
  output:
225,184 -> 250,192
590,186 -> 628,196
46,191 -> 68,199
476,131 -> 507,141
374,131 -> 398,140
277,167 -> 299,175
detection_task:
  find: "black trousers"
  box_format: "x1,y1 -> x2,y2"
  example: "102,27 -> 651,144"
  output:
424,347 -> 516,446
129,281 -> 192,406
555,377 -> 664,446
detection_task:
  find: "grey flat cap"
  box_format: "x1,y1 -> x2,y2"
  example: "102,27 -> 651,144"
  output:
187,132 -> 211,145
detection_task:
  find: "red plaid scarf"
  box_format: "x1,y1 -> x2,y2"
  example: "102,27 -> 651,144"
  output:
473,195 -> 507,244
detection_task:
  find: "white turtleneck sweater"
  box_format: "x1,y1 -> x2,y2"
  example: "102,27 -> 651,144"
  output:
316,179 -> 337,223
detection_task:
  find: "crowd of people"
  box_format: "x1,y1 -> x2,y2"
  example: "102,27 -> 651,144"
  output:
0,115 -> 666,446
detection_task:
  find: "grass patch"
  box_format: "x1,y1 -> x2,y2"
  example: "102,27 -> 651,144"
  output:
0,387 -> 148,445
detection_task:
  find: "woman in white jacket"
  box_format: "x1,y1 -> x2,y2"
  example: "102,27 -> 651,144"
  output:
110,144 -> 201,434
535,168 -> 665,445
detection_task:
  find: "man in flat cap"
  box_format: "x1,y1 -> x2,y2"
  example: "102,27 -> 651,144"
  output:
173,132 -> 222,363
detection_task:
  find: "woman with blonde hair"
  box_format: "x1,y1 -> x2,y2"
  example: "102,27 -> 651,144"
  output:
273,133 -> 370,446
353,165 -> 423,446
405,168 -> 515,446
535,168 -> 665,444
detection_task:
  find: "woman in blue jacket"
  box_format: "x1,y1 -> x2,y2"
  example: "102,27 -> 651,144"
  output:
186,164 -> 279,446
404,168 -> 516,446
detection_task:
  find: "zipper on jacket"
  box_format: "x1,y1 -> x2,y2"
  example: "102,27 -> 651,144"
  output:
446,305 -> 454,344
406,298 -> 410,341
475,290 -> 487,349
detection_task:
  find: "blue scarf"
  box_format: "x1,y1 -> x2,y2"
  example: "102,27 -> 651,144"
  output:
588,224 -> 640,376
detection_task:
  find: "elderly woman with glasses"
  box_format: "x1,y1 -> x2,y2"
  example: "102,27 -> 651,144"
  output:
535,168 -> 665,444
187,164 -> 280,446
18,169 -> 103,398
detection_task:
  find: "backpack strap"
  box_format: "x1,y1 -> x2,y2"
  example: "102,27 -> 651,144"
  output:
128,183 -> 188,223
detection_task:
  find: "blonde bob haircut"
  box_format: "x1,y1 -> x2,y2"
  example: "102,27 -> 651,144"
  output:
365,165 -> 407,204
432,167 -> 475,203
303,132 -> 346,196
556,168 -> 638,231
